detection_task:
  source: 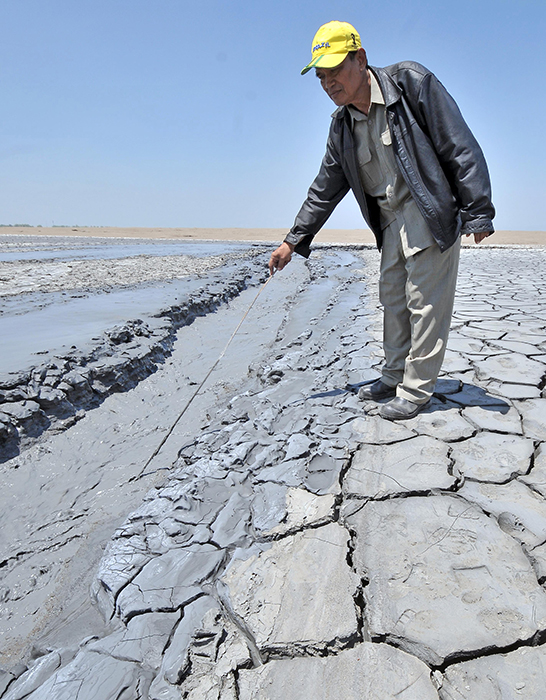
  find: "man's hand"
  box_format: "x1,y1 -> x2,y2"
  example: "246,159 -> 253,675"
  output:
466,231 -> 492,244
269,241 -> 295,275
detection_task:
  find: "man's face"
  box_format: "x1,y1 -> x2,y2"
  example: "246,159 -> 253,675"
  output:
315,51 -> 368,107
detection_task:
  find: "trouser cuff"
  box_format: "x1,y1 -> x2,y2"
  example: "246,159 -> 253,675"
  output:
396,385 -> 433,404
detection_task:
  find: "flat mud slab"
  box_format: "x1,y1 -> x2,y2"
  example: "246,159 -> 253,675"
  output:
1,243 -> 546,700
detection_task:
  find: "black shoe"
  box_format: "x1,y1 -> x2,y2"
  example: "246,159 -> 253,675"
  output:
379,397 -> 431,421
358,380 -> 397,401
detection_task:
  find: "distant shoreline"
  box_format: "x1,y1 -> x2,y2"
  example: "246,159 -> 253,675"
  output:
1,226 -> 545,247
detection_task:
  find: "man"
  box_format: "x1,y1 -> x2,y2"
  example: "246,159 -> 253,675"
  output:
269,20 -> 494,420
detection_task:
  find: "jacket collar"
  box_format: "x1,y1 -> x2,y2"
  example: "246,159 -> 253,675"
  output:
331,64 -> 401,120
370,65 -> 402,107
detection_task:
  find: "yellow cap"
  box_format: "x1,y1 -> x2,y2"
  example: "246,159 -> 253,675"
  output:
301,21 -> 361,75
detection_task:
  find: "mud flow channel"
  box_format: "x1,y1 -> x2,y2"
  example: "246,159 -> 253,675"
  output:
0,236 -> 376,673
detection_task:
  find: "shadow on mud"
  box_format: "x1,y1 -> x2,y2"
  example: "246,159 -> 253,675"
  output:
303,378 -> 511,416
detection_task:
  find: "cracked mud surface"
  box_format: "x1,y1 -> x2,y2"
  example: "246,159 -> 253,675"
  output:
1,241 -> 546,698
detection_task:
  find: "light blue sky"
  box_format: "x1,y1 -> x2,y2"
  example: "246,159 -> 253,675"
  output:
1,0 -> 544,230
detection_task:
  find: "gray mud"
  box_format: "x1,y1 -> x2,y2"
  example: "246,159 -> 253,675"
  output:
0,237 -> 270,458
0,235 -> 254,264
1,242 -> 546,699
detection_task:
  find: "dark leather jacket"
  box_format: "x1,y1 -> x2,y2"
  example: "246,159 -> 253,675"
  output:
285,61 -> 495,257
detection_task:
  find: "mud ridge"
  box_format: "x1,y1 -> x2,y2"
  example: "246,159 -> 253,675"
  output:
0,258 -> 268,462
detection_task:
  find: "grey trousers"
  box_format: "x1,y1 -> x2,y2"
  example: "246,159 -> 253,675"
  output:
379,229 -> 461,403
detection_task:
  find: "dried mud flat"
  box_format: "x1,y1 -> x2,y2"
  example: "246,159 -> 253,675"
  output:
1,235 -> 546,699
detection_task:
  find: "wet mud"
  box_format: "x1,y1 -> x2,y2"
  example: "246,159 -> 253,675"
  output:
1,239 -> 546,699
0,237 -> 270,458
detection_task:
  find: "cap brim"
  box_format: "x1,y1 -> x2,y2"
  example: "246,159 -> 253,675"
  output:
301,52 -> 348,75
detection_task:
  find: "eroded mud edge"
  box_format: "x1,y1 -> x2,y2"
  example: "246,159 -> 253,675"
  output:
0,255 -> 270,462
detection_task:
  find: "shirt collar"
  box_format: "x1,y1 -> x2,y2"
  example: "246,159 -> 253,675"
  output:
346,70 -> 385,123
370,71 -> 385,105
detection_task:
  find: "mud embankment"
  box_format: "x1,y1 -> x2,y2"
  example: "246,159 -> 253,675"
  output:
0,239 -> 269,462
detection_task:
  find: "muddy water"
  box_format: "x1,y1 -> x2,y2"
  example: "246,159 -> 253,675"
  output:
0,235 -> 255,263
0,270 -> 238,374
0,249 -> 377,667
0,237 -> 268,374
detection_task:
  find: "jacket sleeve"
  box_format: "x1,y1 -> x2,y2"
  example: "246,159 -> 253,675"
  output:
415,72 -> 495,235
284,126 -> 350,258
